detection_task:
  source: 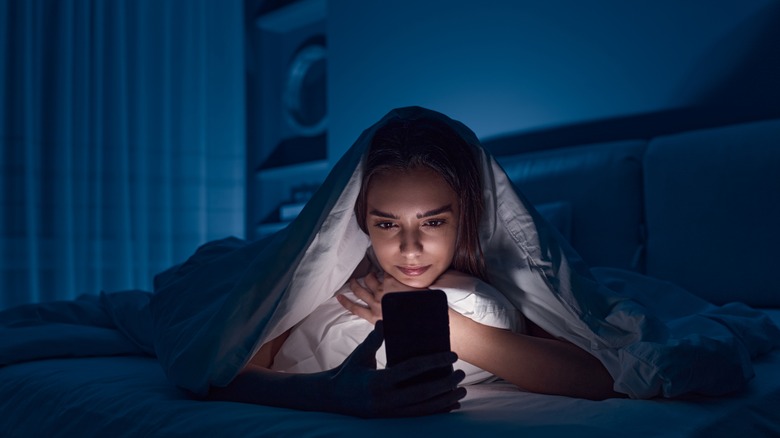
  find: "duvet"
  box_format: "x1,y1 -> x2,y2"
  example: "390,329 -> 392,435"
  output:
1,107 -> 778,402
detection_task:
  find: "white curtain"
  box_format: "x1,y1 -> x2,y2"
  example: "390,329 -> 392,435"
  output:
0,0 -> 246,309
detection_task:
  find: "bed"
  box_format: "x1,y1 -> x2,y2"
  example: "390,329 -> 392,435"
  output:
2,310 -> 779,436
2,112 -> 780,437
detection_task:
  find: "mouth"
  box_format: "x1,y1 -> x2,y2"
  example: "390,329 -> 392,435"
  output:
396,265 -> 431,277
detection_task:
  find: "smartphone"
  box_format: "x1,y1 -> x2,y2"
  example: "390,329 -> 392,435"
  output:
381,289 -> 452,386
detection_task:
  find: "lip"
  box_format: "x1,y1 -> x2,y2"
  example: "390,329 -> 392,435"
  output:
396,265 -> 431,277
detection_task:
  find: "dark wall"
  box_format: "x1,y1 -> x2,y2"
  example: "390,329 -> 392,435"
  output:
327,1 -> 780,159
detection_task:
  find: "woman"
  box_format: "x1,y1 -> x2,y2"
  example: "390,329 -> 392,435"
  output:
340,116 -> 618,399
206,111 -> 619,417
0,107 -> 774,420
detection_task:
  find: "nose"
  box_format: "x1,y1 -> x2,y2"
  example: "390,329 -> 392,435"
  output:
399,229 -> 422,258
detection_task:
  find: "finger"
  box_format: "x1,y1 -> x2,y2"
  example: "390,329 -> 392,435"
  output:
349,279 -> 378,306
372,372 -> 467,417
383,369 -> 466,412
384,352 -> 460,386
347,321 -> 384,368
348,277 -> 362,293
382,274 -> 404,290
382,274 -> 400,288
336,293 -> 362,313
388,387 -> 467,418
358,320 -> 384,353
337,294 -> 376,322
393,367 -> 466,397
365,272 -> 381,292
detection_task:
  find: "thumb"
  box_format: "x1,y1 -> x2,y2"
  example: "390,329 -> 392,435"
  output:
363,319 -> 385,352
352,320 -> 384,366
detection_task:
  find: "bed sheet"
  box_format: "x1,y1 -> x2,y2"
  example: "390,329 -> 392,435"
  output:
1,310 -> 779,437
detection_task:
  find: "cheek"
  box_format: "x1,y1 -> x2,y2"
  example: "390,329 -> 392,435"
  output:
428,232 -> 458,262
444,232 -> 460,264
368,232 -> 393,260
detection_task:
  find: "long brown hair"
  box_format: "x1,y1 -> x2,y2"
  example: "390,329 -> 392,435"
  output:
354,115 -> 488,282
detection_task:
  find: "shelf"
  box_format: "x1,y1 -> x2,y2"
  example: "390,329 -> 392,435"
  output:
257,133 -> 327,171
247,0 -> 328,241
255,158 -> 329,179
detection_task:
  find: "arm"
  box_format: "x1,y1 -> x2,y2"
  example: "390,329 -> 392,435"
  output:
206,321 -> 467,418
340,272 -> 622,400
448,309 -> 622,400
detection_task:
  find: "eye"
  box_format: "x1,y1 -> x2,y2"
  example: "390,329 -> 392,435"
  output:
374,221 -> 396,230
424,219 -> 446,228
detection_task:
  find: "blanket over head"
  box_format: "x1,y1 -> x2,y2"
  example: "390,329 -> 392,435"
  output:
3,106 -> 777,400
148,106 -> 779,398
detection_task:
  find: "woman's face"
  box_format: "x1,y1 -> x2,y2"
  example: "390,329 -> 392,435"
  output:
365,166 -> 460,289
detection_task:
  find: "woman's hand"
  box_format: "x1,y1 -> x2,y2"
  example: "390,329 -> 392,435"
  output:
209,322 -> 467,417
327,320 -> 467,418
337,273 -> 384,324
337,272 -> 426,325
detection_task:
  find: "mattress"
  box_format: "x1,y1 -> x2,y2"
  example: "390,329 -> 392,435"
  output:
1,310 -> 779,437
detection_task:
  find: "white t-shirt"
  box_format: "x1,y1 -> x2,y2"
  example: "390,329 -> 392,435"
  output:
271,270 -> 524,385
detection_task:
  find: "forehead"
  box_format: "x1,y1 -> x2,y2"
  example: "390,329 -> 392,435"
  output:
366,167 -> 458,211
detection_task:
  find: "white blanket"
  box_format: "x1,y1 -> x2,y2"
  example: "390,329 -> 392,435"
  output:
271,269 -> 520,385
2,106 -> 778,400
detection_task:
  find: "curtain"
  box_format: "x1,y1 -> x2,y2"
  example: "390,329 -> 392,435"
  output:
0,0 -> 246,309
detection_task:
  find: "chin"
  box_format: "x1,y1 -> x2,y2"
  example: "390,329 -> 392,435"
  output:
398,276 -> 435,290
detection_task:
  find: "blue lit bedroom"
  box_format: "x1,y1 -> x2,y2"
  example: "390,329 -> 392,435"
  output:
1,0 -> 779,435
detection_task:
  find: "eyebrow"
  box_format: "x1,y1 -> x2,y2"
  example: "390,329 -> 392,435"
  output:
368,204 -> 453,220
